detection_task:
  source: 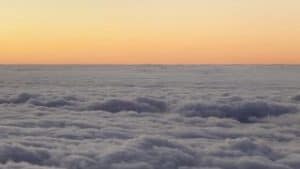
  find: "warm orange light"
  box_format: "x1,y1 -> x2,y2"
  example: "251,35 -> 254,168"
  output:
1,1 -> 299,64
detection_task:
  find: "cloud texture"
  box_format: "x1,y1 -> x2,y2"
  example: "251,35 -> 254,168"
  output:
0,65 -> 299,169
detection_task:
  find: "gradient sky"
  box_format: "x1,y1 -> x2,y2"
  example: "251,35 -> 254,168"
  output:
1,0 -> 300,64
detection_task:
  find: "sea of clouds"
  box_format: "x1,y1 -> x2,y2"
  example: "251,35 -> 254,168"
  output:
0,65 -> 299,169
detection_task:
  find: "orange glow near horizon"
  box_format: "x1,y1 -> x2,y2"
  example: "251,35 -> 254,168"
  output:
1,0 -> 300,64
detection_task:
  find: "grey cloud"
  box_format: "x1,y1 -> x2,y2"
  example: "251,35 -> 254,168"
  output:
0,162 -> 62,169
0,143 -> 51,166
86,97 -> 167,113
0,93 -> 38,104
0,93 -> 77,109
177,100 -> 297,122
277,154 -> 300,169
96,136 -> 197,169
291,94 -> 300,101
202,156 -> 291,169
215,138 -> 281,160
29,98 -> 73,108
0,65 -> 299,169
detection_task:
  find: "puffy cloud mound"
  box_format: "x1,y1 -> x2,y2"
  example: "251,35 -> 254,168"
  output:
218,138 -> 280,159
277,154 -> 300,169
0,143 -> 51,166
291,94 -> 300,101
177,100 -> 297,122
200,138 -> 293,169
0,162 -> 61,169
61,155 -> 96,169
96,136 -> 197,169
0,93 -> 38,104
203,156 -> 291,169
86,97 -> 167,113
135,97 -> 168,112
29,98 -> 74,108
0,93 -> 77,108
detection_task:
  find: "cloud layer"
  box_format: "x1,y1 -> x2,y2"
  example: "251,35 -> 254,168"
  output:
0,93 -> 297,123
0,65 -> 299,169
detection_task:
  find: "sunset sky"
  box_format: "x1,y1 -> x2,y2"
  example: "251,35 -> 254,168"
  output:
1,0 -> 300,64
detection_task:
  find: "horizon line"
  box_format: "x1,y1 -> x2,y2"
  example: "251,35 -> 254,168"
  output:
0,63 -> 300,66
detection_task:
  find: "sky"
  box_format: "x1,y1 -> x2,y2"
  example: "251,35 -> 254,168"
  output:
0,0 -> 300,64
